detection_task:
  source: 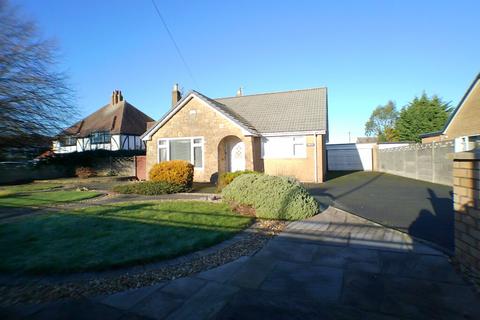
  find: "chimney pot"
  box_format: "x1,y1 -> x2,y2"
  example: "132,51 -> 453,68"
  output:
236,87 -> 243,97
172,83 -> 181,107
111,90 -> 124,105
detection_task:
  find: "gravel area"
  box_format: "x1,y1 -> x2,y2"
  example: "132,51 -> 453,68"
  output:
0,219 -> 286,306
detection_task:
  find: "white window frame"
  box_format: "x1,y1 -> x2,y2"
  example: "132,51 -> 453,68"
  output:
261,135 -> 307,159
157,137 -> 204,169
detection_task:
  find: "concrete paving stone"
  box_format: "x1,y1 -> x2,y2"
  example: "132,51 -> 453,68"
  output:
260,261 -> 344,302
0,303 -> 45,320
276,229 -> 350,246
117,312 -> 156,320
312,245 -> 380,268
215,289 -> 366,320
379,251 -> 464,284
255,239 -> 317,263
195,256 -> 249,283
129,290 -> 184,320
228,256 -> 277,289
341,271 -> 386,312
97,283 -> 165,310
166,282 -> 239,320
159,277 -> 206,299
381,276 -> 480,320
346,261 -> 381,273
27,299 -> 125,320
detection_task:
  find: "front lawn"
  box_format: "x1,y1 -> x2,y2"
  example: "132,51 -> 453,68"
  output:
0,182 -> 62,193
0,190 -> 101,208
0,201 -> 253,274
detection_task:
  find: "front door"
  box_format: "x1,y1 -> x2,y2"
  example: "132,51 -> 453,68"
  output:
229,140 -> 245,172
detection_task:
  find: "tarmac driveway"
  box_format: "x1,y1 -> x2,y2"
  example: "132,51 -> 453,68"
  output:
306,171 -> 454,252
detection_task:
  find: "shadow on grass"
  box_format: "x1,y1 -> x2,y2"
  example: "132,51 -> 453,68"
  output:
0,202 -> 253,275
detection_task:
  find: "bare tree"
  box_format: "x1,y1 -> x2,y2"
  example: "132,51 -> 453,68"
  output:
0,0 -> 76,149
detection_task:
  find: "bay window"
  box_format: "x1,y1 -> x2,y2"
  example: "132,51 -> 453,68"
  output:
158,137 -> 203,168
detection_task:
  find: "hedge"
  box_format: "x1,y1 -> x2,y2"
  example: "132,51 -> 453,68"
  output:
216,170 -> 259,192
112,181 -> 185,195
149,160 -> 194,188
222,174 -> 318,220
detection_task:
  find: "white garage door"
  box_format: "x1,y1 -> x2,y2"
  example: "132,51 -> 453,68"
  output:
327,143 -> 374,171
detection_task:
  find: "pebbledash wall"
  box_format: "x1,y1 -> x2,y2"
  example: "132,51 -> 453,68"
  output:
376,141 -> 454,186
452,151 -> 480,283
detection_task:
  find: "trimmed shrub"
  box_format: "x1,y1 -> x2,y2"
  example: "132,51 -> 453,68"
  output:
113,181 -> 185,195
217,170 -> 260,192
149,160 -> 194,188
75,167 -> 96,179
222,174 -> 318,220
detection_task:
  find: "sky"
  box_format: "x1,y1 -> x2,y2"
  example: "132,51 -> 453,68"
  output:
13,0 -> 480,143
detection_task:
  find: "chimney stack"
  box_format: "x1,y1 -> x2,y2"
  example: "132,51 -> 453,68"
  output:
172,83 -> 181,107
236,87 -> 243,97
111,90 -> 124,105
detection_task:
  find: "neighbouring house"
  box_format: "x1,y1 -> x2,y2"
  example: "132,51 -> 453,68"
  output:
420,73 -> 480,148
53,90 -> 154,153
142,84 -> 328,183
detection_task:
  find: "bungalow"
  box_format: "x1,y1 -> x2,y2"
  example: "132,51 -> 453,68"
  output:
53,90 -> 154,153
420,73 -> 480,148
142,84 -> 328,183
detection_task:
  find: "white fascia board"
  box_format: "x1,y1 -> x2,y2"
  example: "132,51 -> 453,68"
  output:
261,130 -> 326,137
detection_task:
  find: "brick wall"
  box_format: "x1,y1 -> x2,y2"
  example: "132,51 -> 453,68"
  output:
453,151 -> 480,281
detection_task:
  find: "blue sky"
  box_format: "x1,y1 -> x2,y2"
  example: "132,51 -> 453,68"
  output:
15,0 -> 479,143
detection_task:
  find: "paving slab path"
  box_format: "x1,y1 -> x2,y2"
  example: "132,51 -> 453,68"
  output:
2,207 -> 478,320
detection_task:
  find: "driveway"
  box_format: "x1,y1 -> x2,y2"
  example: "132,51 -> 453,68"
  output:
2,207 -> 477,319
306,171 -> 454,252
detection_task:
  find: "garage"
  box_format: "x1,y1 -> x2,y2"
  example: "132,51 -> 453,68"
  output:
326,143 -> 374,171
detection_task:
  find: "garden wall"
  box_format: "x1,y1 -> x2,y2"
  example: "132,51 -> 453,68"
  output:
452,151 -> 480,284
0,156 -> 135,185
376,141 -> 454,186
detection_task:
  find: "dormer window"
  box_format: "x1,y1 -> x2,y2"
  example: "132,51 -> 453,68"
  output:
90,131 -> 111,144
60,136 -> 77,147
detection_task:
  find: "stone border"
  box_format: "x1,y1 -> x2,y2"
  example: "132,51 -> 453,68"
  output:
0,219 -> 286,306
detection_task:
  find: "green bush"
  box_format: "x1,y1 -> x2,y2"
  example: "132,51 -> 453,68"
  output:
222,174 -> 318,220
149,160 -> 194,188
217,170 -> 259,192
112,181 -> 185,195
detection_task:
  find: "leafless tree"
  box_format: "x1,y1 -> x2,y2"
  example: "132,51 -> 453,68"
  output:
0,0 -> 77,149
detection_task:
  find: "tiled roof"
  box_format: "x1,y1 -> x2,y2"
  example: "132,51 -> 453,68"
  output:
63,101 -> 154,137
215,87 -> 327,133
142,87 -> 328,140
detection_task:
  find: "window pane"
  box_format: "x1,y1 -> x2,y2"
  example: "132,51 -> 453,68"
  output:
159,140 -> 166,145
103,133 -> 111,143
169,139 -> 191,161
194,146 -> 202,167
159,148 -> 167,162
193,138 -> 202,144
293,143 -> 306,157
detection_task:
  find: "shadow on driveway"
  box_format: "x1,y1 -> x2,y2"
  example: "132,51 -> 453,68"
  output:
306,171 -> 454,252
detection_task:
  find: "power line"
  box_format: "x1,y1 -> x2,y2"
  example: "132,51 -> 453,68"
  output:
150,0 -> 199,88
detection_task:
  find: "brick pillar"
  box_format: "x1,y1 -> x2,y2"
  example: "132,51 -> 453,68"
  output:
453,151 -> 480,281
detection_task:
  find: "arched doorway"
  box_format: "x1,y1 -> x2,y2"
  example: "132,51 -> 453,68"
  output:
218,136 -> 245,173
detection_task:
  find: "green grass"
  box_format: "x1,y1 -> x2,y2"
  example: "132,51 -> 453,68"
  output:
0,182 -> 62,193
191,182 -> 218,194
0,190 -> 101,208
0,201 -> 253,274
